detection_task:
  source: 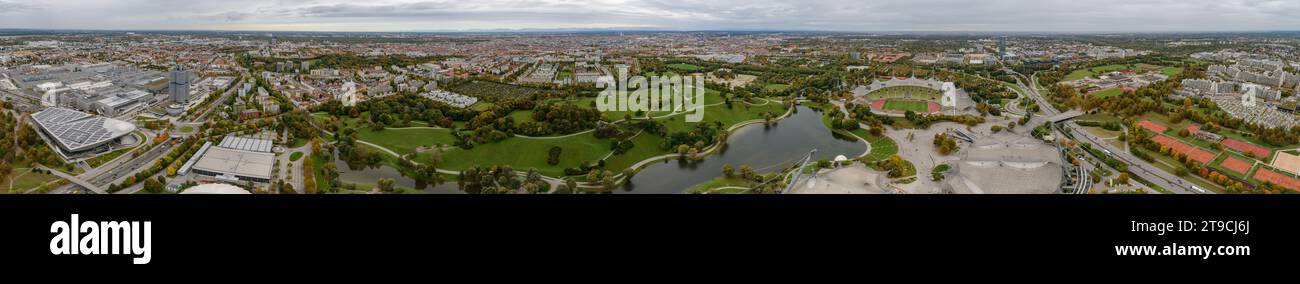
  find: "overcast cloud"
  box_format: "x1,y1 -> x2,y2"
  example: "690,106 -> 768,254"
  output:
1,0 -> 1298,32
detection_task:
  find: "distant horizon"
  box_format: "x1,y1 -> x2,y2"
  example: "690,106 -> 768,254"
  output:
3,27 -> 1300,36
3,0 -> 1300,34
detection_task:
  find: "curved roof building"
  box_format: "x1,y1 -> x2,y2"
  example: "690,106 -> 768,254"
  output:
944,133 -> 1065,194
31,107 -> 136,155
180,183 -> 251,194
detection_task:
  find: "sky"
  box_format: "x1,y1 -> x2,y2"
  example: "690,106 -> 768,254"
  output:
1,0 -> 1299,32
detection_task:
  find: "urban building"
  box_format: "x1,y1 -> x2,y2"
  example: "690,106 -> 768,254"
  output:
30,107 -> 137,159
169,63 -> 191,104
187,135 -> 277,184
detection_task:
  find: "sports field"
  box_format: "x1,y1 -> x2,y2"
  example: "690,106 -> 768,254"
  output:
884,100 -> 930,113
1137,120 -> 1168,133
867,86 -> 942,101
1151,135 -> 1216,165
1221,139 -> 1271,159
1219,156 -> 1252,175
1254,167 -> 1300,191
1271,151 -> 1300,175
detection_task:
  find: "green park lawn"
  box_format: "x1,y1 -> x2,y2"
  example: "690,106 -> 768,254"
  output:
438,132 -> 610,177
6,169 -> 61,193
818,112 -> 898,162
310,154 -> 334,193
857,132 -> 899,162
564,87 -> 725,121
763,84 -> 792,92
1159,67 -> 1185,76
685,177 -> 754,194
290,137 -> 309,148
434,93 -> 784,177
290,152 -> 304,162
660,97 -> 785,132
356,127 -> 455,155
322,88 -> 791,178
508,110 -> 535,123
667,63 -> 703,72
1003,82 -> 1026,95
470,102 -> 496,111
1091,88 -> 1125,98
603,132 -> 669,173
86,141 -> 140,168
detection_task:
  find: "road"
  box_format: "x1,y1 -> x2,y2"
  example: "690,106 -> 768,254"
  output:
187,77 -> 243,123
37,165 -> 106,194
1005,70 -> 1205,194
51,140 -> 173,194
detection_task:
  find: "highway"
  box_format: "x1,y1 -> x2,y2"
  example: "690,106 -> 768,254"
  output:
1006,70 -> 1207,194
37,165 -> 106,194
89,140 -> 175,188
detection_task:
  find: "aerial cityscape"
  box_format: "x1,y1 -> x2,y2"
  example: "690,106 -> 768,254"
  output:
2,0 -> 1300,195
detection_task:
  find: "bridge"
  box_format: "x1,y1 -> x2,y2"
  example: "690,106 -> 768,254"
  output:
37,165 -> 107,194
1046,110 -> 1084,123
780,149 -> 818,194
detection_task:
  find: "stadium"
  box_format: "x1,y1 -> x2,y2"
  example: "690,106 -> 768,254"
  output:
852,77 -> 961,115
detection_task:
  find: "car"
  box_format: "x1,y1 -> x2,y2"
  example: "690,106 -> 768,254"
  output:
1192,186 -> 1206,193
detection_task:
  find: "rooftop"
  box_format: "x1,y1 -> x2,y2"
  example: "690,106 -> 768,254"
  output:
946,133 -> 1064,194
30,107 -> 136,153
218,135 -> 274,153
191,147 -> 276,181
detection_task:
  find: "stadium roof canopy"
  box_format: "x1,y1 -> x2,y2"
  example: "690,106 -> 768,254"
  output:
30,107 -> 136,153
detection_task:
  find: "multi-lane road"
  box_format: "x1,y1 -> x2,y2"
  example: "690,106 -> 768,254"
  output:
1006,70 -> 1208,194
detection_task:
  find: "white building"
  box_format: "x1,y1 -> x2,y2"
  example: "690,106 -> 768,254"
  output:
336,82 -> 358,107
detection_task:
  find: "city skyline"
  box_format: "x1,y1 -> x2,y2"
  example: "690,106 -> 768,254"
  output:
2,0 -> 1300,33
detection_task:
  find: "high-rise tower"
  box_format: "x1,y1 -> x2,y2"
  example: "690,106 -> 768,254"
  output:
169,63 -> 191,104
998,37 -> 1007,59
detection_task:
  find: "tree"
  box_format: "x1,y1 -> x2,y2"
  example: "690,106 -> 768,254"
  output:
740,165 -> 755,180
311,137 -> 323,155
722,164 -> 735,178
377,178 -> 396,193
302,159 -> 318,194
143,178 -> 164,193
554,183 -> 572,194
586,169 -> 601,182
547,146 -> 562,165
601,176 -> 617,191
564,178 -> 579,193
